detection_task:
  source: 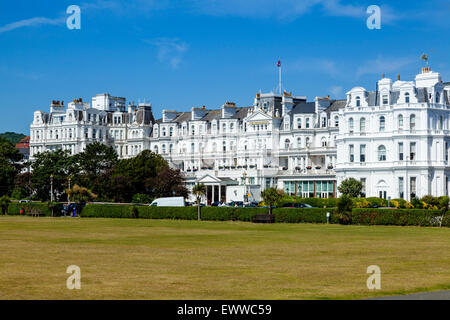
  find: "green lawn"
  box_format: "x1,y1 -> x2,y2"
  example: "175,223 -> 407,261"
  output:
0,217 -> 449,300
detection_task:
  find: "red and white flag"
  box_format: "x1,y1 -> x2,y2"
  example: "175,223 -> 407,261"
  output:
277,60 -> 281,67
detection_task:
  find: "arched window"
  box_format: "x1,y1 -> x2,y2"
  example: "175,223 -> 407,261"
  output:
321,138 -> 327,147
306,118 -> 310,128
191,143 -> 195,153
379,116 -> 385,131
436,92 -> 441,104
162,144 -> 166,154
169,127 -> 173,137
405,92 -> 410,103
297,137 -> 302,148
169,144 -> 173,153
230,123 -> 234,132
398,114 -> 404,129
410,114 -> 416,130
154,146 -> 159,154
378,145 -> 387,161
284,139 -> 290,149
356,96 -> 361,107
334,116 -> 339,127
306,137 -> 310,147
162,127 -> 166,137
349,118 -> 354,132
222,123 -> 227,133
212,142 -> 217,152
297,118 -> 302,129
439,116 -> 443,130
360,118 -> 366,132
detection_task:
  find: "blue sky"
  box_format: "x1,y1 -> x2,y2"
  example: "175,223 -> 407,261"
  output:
1,0 -> 449,133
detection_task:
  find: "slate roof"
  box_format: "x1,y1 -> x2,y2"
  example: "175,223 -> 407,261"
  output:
325,100 -> 346,113
290,102 -> 315,114
232,107 -> 252,120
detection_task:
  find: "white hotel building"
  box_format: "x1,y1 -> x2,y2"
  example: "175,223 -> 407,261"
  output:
29,68 -> 450,203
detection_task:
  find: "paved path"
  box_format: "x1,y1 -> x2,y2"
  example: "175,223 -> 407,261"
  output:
372,290 -> 450,300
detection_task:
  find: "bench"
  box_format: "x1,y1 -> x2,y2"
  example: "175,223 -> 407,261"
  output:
253,214 -> 275,224
26,209 -> 45,217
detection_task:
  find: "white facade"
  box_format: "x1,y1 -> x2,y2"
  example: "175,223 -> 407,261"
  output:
29,68 -> 450,203
30,94 -> 154,159
336,67 -> 450,201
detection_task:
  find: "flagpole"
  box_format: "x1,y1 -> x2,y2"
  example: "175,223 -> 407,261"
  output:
279,62 -> 282,95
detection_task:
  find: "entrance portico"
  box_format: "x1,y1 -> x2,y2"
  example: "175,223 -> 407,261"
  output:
196,174 -> 237,205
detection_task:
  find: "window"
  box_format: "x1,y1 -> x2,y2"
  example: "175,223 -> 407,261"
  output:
410,177 -> 417,198
230,123 -> 234,132
360,144 -> 366,162
321,138 -> 327,147
222,123 -> 227,133
222,141 -> 226,152
399,143 -> 404,161
398,114 -> 404,129
306,137 -> 310,147
378,145 -> 386,161
169,127 -> 173,137
410,114 -> 416,131
162,144 -> 166,154
360,118 -> 366,133
297,118 -> 302,129
439,116 -> 443,130
405,93 -> 410,103
436,92 -> 441,104
446,142 -> 449,162
285,139 -> 290,149
322,117 -> 327,127
360,178 -> 366,197
410,142 -> 416,160
349,145 -> 354,162
356,96 -> 361,107
349,118 -> 354,132
382,95 -> 389,105
306,118 -> 310,128
379,116 -> 385,131
335,116 -> 339,127
169,144 -> 173,153
297,137 -> 302,148
191,125 -> 195,136
162,127 -> 166,137
399,177 -> 404,199
191,143 -> 195,153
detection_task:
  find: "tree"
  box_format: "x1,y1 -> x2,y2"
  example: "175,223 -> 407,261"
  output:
0,137 -> 23,196
336,194 -> 354,225
13,172 -> 33,199
0,195 -> 11,215
74,142 -> 118,192
260,187 -> 284,215
66,184 -> 97,204
192,184 -> 206,221
31,149 -> 74,201
145,167 -> 188,199
338,178 -> 363,198
113,150 -> 168,201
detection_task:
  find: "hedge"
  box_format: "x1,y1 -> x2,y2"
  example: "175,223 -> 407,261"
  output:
351,208 -> 449,227
6,202 -> 450,227
7,202 -> 63,217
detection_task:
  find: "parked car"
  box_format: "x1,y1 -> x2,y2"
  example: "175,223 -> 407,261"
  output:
19,200 -> 30,203
282,203 -> 315,208
244,202 -> 259,207
150,197 -> 185,207
228,201 -> 244,207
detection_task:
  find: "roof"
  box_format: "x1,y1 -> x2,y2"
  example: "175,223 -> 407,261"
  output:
232,107 -> 252,120
290,102 -> 315,114
325,100 -> 346,113
172,112 -> 191,124
201,110 -> 222,121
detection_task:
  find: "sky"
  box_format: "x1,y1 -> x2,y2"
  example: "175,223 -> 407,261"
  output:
1,0 -> 449,134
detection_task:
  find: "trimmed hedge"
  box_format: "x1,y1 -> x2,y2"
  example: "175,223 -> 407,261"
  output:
7,202 -> 450,227
7,202 -> 63,217
351,208 -> 447,227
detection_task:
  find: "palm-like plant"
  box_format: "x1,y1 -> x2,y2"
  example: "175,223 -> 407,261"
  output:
192,183 -> 206,221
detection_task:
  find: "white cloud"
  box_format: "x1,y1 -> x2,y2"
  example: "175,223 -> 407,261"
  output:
145,38 -> 188,69
330,85 -> 344,97
0,16 -> 65,33
356,56 -> 416,78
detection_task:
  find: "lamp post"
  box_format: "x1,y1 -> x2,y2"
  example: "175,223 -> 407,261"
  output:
243,172 -> 248,203
68,177 -> 72,204
50,174 -> 54,202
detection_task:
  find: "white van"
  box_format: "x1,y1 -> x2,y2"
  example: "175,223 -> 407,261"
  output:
149,197 -> 185,207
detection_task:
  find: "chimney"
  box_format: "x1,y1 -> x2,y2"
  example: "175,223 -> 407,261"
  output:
382,73 -> 385,79
421,67 -> 431,74
397,74 -> 400,81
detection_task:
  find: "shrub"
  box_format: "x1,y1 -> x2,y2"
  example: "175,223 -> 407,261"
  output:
390,198 -> 407,209
132,194 -> 153,204
366,197 -> 388,208
7,202 -> 63,216
0,196 -> 11,215
130,205 -> 139,219
352,208 -> 443,227
353,198 -> 370,208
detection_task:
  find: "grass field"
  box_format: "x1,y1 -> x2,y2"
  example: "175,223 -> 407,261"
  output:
0,217 -> 449,300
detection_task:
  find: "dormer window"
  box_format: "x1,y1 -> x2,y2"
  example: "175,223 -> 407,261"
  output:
436,92 -> 441,104
405,93 -> 410,103
382,95 -> 389,105
356,96 -> 361,107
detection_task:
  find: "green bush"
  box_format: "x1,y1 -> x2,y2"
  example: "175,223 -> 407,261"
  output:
366,197 -> 388,208
274,208 -> 335,224
278,197 -> 337,208
7,202 -> 63,216
351,208 -> 443,227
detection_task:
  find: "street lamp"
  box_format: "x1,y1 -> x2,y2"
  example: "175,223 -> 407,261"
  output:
50,174 -> 54,202
243,172 -> 248,203
68,177 -> 72,204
